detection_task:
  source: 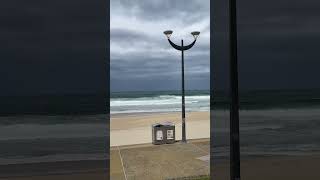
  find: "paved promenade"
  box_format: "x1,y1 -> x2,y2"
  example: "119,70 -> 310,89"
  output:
110,138 -> 210,180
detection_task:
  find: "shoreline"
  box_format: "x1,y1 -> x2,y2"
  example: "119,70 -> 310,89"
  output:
111,111 -> 210,129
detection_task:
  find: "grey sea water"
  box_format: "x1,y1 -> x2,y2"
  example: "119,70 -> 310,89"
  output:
111,90 -> 210,114
0,115 -> 108,165
0,94 -> 108,165
1,89 -> 320,165
211,89 -> 320,159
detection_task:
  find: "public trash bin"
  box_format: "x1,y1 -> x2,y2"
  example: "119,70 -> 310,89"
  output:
162,121 -> 175,144
152,122 -> 175,145
152,123 -> 165,145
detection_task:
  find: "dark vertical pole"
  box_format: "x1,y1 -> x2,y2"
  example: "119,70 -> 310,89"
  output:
181,39 -> 186,143
229,0 -> 240,179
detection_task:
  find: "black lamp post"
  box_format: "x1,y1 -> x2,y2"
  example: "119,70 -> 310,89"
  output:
229,0 -> 241,179
163,30 -> 200,143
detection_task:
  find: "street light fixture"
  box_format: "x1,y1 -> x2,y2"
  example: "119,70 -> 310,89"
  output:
164,30 -> 173,39
191,31 -> 200,39
163,30 -> 200,143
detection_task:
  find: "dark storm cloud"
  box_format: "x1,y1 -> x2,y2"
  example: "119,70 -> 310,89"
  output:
111,0 -> 210,91
0,0 -> 107,95
213,0 -> 320,91
111,52 -> 209,81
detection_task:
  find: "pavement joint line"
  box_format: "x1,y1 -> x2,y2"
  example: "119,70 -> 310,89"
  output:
117,146 -> 128,180
189,142 -> 209,154
188,142 -> 210,171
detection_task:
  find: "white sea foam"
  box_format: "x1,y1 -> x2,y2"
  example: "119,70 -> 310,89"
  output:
110,95 -> 210,114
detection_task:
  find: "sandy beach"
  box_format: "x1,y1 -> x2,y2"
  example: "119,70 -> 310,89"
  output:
110,111 -> 210,146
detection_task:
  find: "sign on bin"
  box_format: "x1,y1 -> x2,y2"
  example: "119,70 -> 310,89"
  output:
167,130 -> 174,139
156,130 -> 163,140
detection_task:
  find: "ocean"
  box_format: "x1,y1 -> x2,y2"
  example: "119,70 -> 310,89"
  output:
212,89 -> 320,159
0,115 -> 108,166
114,89 -> 320,158
110,90 -> 210,114
111,89 -> 320,114
1,89 -> 320,166
0,94 -> 108,168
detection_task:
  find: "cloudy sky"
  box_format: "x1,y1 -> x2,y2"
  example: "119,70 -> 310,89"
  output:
0,0 -> 108,96
110,0 -> 210,92
213,0 -> 320,91
3,0 -> 320,96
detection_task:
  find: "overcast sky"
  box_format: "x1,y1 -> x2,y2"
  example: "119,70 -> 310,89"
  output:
0,0 -> 107,96
3,0 -> 320,96
110,0 -> 210,92
213,0 -> 320,91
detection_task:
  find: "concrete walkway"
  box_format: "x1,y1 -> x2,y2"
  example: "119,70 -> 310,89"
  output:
110,138 -> 210,180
